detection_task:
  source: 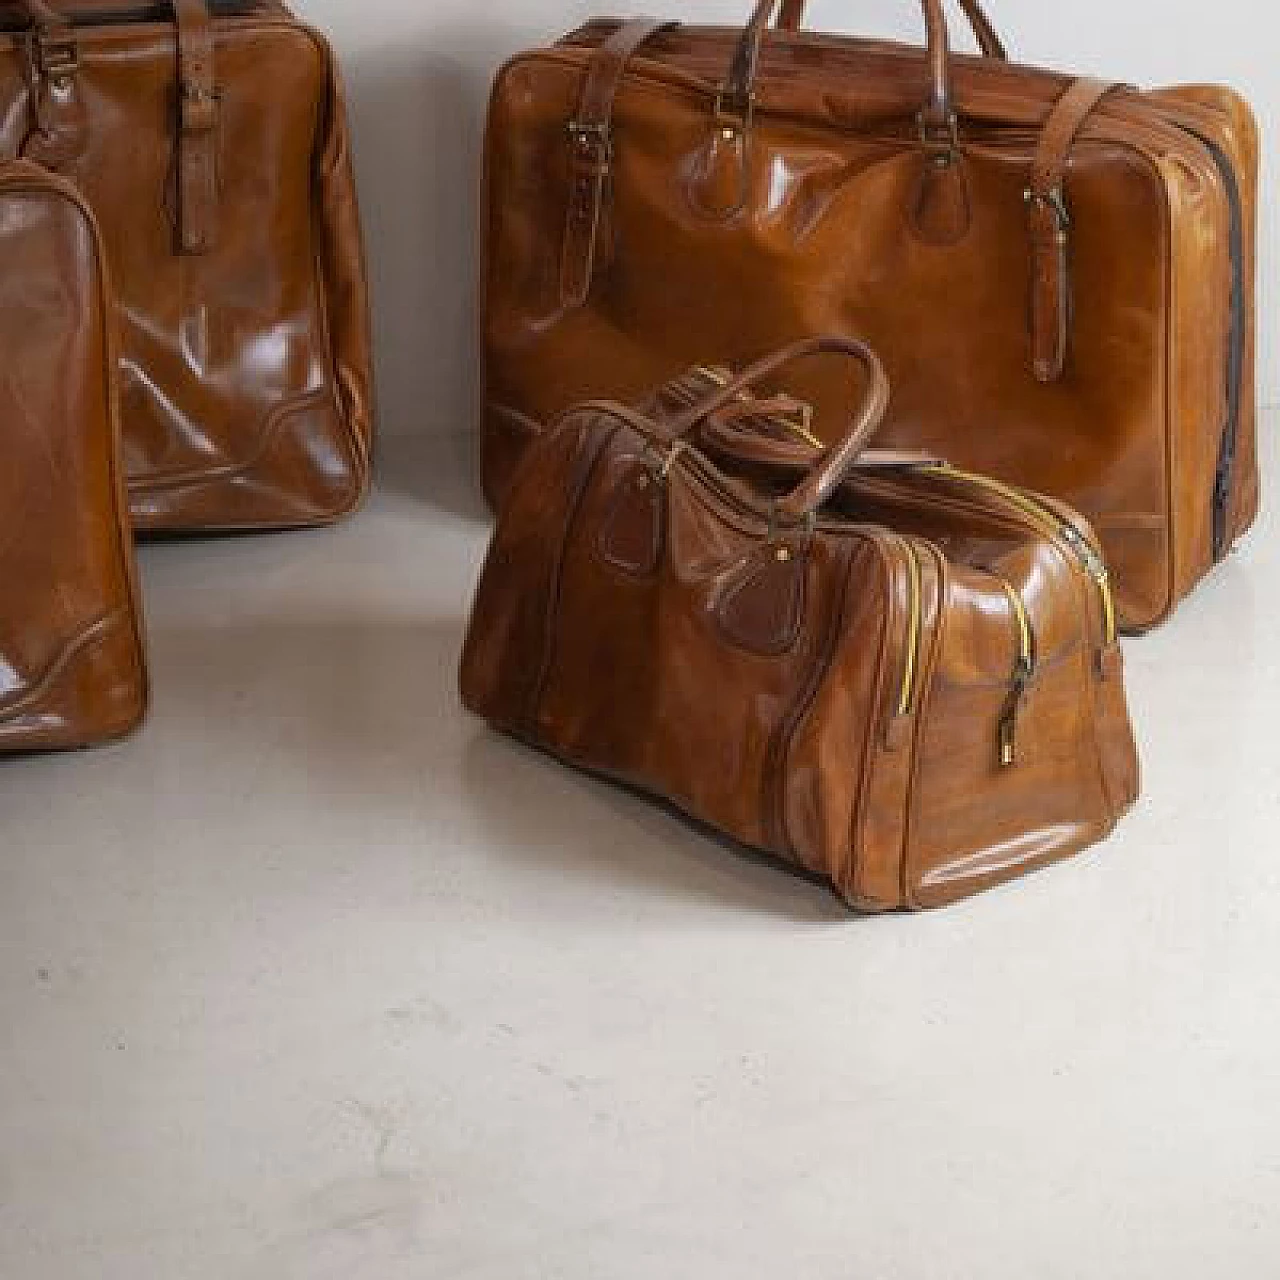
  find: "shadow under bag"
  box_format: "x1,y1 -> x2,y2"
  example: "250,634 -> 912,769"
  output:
0,0 -> 374,532
0,161 -> 147,753
461,338 -> 1139,910
481,0 -> 1259,633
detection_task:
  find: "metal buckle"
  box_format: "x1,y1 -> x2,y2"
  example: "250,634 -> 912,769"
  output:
565,118 -> 613,166
713,89 -> 754,141
917,109 -> 960,166
31,30 -> 79,85
1024,185 -> 1071,231
643,439 -> 688,482
766,501 -> 817,543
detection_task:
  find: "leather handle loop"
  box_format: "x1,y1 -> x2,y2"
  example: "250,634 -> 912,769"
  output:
1026,77 -> 1122,381
665,336 -> 892,525
729,0 -> 955,132
774,0 -> 1007,60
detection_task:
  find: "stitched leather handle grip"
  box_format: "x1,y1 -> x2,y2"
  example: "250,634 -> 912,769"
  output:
729,0 -> 956,131
774,0 -> 1007,60
665,336 -> 892,525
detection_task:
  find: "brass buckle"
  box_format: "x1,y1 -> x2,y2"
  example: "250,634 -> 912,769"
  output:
713,88 -> 753,141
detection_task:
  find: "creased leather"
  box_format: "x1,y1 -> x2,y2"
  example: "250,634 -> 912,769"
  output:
484,11 -> 1261,633
1,1 -> 374,532
462,352 -> 1141,911
0,161 -> 148,754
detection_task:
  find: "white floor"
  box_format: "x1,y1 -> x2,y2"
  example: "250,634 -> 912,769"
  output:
3,420 -> 1279,1280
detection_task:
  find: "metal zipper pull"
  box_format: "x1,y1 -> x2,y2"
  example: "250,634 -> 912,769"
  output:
998,656 -> 1035,768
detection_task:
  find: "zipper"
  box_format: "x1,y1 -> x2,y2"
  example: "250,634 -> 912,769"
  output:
1176,131 -> 1246,562
995,577 -> 1036,768
922,465 -> 1117,648
895,537 -> 924,720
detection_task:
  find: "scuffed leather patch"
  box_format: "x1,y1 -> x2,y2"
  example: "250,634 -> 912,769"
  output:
715,546 -> 806,657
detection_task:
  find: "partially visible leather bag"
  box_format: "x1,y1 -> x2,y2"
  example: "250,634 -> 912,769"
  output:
461,338 -> 1139,910
481,1 -> 1259,632
1,161 -> 147,752
0,0 -> 374,532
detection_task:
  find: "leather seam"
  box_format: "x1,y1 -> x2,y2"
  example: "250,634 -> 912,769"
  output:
525,418 -> 622,734
126,389 -> 338,495
900,540 -> 950,910
0,610 -> 128,723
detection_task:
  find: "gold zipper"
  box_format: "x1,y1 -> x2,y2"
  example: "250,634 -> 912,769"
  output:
922,464 -> 1117,648
995,577 -> 1036,768
896,539 -> 924,719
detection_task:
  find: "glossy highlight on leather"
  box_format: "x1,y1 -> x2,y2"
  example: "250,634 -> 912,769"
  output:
0,0 -> 375,532
462,342 -> 1140,911
0,160 -> 148,753
481,4 -> 1260,632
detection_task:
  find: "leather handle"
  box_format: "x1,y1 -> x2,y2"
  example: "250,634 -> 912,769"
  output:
729,0 -> 956,133
665,336 -> 892,526
774,0 -> 1007,60
16,0 -> 217,254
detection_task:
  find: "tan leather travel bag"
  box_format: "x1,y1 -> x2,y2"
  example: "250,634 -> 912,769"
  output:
0,0 -> 374,532
1,160 -> 148,752
481,0 -> 1259,633
461,338 -> 1140,910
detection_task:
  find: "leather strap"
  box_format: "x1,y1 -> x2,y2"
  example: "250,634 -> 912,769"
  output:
732,0 -> 954,134
774,0 -> 1008,60
662,335 -> 893,525
1027,76 -> 1121,382
560,17 -> 675,308
174,0 -> 218,254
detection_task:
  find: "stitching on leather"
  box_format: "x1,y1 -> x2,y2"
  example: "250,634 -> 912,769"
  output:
0,610 -> 127,722
899,540 -> 950,910
126,389 -> 338,494
525,416 -> 622,734
844,537 -> 898,902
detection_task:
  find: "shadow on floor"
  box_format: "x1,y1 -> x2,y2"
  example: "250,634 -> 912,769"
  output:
146,614 -> 849,922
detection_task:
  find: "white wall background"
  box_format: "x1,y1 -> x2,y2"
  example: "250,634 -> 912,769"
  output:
291,0 -> 1277,444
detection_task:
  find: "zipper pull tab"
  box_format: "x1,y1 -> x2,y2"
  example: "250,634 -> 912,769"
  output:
997,658 -> 1034,768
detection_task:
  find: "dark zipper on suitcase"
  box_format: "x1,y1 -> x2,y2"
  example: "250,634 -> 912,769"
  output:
1194,134 -> 1247,563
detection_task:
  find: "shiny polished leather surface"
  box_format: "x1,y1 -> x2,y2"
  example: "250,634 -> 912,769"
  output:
480,4 -> 1260,632
462,341 -> 1139,910
0,0 -> 374,531
0,161 -> 147,752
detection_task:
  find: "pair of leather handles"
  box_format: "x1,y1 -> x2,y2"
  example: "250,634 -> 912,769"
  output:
730,0 -> 1007,136
622,336 -> 893,531
13,0 -> 210,29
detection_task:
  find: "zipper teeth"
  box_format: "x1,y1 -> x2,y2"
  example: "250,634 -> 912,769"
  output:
923,464 -> 1117,648
997,577 -> 1034,669
897,539 -> 923,718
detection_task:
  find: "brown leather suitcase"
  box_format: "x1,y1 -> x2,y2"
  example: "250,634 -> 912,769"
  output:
0,161 -> 148,752
461,339 -> 1139,910
0,0 -> 374,533
480,0 -> 1259,633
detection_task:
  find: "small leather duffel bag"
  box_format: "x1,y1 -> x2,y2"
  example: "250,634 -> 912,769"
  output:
461,337 -> 1139,910
0,1 -> 374,532
1,161 -> 147,752
481,0 -> 1259,633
